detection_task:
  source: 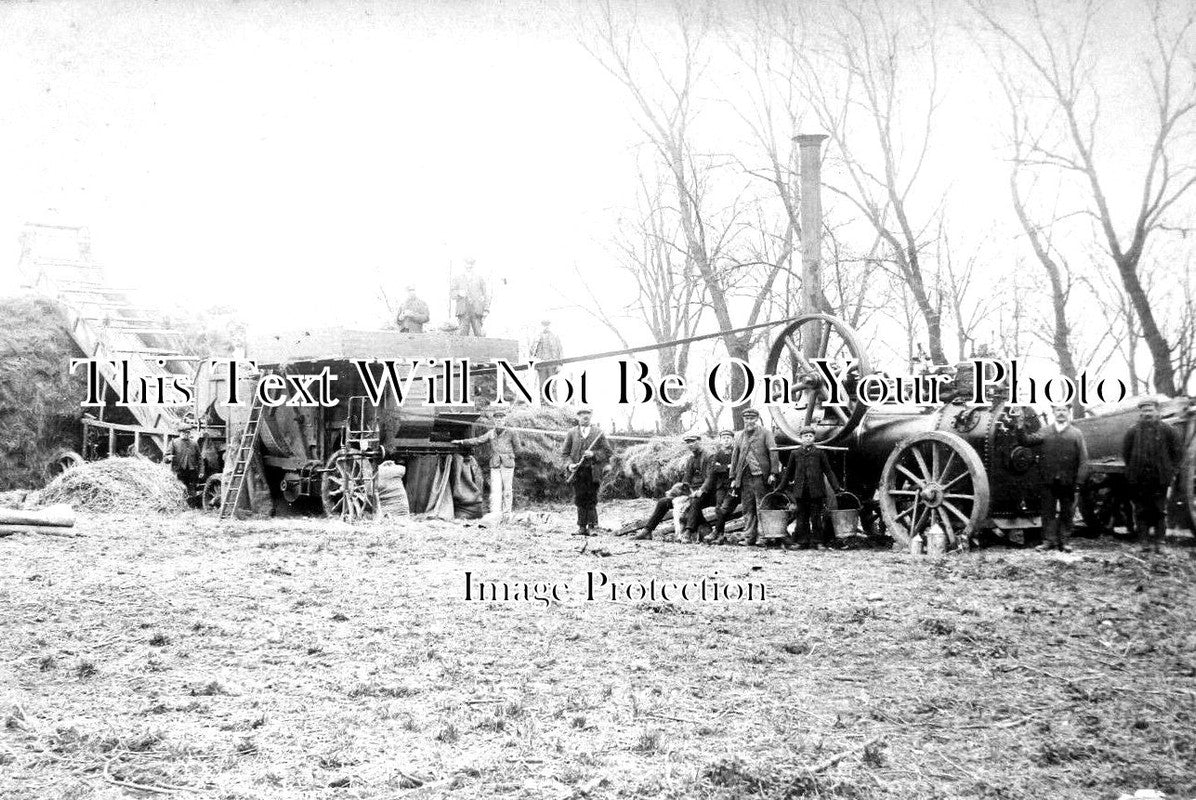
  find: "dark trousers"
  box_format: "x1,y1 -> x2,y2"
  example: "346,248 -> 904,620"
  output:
1130,483 -> 1169,544
739,474 -> 766,544
174,468 -> 198,491
684,487 -> 728,534
642,496 -> 673,536
573,468 -> 598,529
1039,481 -> 1076,549
793,494 -> 825,546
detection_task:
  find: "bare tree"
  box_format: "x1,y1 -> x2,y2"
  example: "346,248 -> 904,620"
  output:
1172,261 -> 1196,392
975,0 -> 1196,395
582,0 -> 790,424
1086,265 -> 1146,395
935,225 -> 995,362
774,0 -> 950,362
610,172 -> 707,433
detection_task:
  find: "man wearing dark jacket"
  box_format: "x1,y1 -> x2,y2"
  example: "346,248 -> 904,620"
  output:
1018,404 -> 1089,552
730,409 -> 781,546
686,429 -> 737,544
783,426 -> 841,548
1123,397 -> 1184,552
166,425 -> 201,491
631,434 -> 707,541
562,409 -> 611,535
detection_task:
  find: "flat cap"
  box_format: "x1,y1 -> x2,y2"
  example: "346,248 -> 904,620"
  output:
682,433 -> 700,443
719,429 -> 735,437
1137,396 -> 1161,408
798,425 -> 816,436
742,408 -> 761,419
575,408 -> 593,417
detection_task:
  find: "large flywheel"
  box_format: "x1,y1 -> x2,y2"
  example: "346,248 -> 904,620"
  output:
320,449 -> 378,522
879,431 -> 990,548
764,314 -> 871,444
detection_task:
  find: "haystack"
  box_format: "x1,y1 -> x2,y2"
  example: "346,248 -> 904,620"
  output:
0,295 -> 87,489
39,457 -> 188,514
616,439 -> 719,497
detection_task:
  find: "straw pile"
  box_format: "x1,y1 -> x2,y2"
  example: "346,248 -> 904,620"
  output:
40,457 -> 188,514
0,295 -> 87,489
616,439 -> 719,497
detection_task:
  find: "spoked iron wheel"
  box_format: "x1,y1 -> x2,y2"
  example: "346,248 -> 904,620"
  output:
879,431 -> 989,548
320,450 -> 378,522
43,449 -> 84,482
201,474 -> 223,512
1078,473 -> 1131,537
764,314 -> 870,444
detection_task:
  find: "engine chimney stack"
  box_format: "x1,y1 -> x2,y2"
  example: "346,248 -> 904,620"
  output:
795,134 -> 828,319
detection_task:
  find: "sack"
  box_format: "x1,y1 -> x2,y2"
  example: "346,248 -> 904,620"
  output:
450,455 -> 486,520
377,462 -> 409,518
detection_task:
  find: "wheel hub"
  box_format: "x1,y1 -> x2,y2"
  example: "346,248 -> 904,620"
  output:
919,482 -> 944,507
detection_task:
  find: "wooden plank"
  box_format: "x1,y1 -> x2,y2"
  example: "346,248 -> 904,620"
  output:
247,328 -> 520,365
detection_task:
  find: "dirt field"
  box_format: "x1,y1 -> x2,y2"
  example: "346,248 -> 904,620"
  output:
2,504 -> 1194,800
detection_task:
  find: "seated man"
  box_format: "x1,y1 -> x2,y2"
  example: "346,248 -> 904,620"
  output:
630,434 -> 707,541
782,425 -> 841,548
684,429 -> 737,544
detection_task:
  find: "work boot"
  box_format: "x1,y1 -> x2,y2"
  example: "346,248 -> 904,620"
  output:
631,529 -> 652,541
576,526 -> 588,536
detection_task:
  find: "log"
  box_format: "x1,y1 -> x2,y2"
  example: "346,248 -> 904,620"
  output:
0,524 -> 80,537
0,504 -> 76,528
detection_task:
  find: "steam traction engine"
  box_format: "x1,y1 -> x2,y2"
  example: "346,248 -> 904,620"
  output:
762,314 -> 1196,547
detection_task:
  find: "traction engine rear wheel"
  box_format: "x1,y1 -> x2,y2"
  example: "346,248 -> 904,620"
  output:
879,431 -> 989,548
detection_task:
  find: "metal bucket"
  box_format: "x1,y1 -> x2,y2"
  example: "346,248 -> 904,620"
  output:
829,491 -> 862,539
759,492 -> 790,540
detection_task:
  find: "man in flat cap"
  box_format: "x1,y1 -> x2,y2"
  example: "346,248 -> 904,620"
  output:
453,406 -> 522,521
686,428 -> 738,544
166,424 -> 201,494
396,285 -> 430,333
730,408 -> 781,546
531,319 -> 563,385
451,257 -> 490,336
630,433 -> 708,542
783,425 -> 841,548
1017,403 -> 1089,553
1123,397 -> 1183,552
562,408 -> 611,535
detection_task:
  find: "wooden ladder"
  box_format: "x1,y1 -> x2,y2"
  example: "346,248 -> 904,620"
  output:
218,376 -> 266,519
